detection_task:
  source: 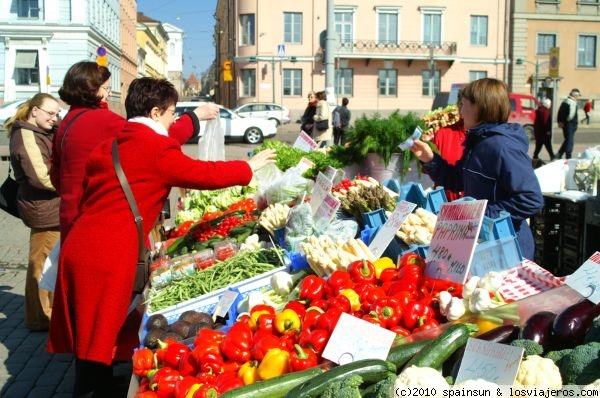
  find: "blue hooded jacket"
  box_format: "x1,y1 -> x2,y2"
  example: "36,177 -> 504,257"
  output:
423,122 -> 543,259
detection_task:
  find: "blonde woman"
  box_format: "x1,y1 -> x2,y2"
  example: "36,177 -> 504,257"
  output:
5,93 -> 60,331
312,90 -> 333,147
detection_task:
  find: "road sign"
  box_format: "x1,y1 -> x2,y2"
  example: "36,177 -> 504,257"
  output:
549,47 -> 559,78
277,44 -> 285,57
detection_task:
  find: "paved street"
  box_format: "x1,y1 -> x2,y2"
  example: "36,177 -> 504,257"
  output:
0,121 -> 598,397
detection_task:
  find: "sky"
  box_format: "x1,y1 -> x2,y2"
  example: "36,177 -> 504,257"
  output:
137,0 -> 218,79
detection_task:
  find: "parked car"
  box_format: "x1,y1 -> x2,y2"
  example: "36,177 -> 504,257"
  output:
176,102 -> 277,145
0,99 -> 68,128
233,102 -> 290,126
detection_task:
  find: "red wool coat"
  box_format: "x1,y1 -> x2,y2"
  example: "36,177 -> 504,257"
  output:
48,121 -> 252,364
50,104 -> 197,240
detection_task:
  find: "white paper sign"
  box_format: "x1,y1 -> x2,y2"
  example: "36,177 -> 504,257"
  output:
296,157 -> 315,175
313,192 -> 340,232
325,166 -> 344,186
293,131 -> 318,152
425,200 -> 487,284
368,200 -> 417,259
455,338 -> 524,385
322,313 -> 396,364
212,290 -> 239,320
310,172 -> 333,215
566,251 -> 600,304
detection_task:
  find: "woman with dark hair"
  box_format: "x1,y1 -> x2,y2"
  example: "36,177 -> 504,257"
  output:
48,77 -> 275,396
5,93 -> 60,331
51,61 -> 219,241
300,91 -> 317,134
411,78 -> 543,258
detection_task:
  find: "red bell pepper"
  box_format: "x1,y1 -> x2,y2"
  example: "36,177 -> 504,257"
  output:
150,367 -> 183,398
255,313 -> 276,335
174,375 -> 201,398
299,275 -> 326,301
215,370 -> 244,393
251,334 -> 281,361
284,300 -> 307,319
347,259 -> 376,284
198,351 -> 224,374
302,306 -> 324,332
386,279 -> 419,296
378,267 -> 398,283
157,341 -> 191,369
220,321 -> 253,363
279,330 -> 297,352
388,290 -> 416,309
399,252 -> 426,268
412,317 -> 440,333
192,329 -> 225,354
403,300 -> 435,330
192,384 -> 218,398
370,297 -> 403,328
289,344 -> 318,371
327,270 -> 354,294
389,324 -> 411,337
249,304 -> 276,330
361,312 -> 383,326
298,328 -> 329,356
308,298 -> 328,311
327,295 -> 351,313
222,361 -> 241,374
135,391 -> 159,398
359,285 -> 386,312
133,347 -> 156,376
178,352 -> 198,377
316,307 -> 343,333
195,371 -> 216,385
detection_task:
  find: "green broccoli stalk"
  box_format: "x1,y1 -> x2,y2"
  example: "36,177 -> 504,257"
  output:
509,339 -> 544,357
361,373 -> 396,398
319,374 -> 363,398
558,342 -> 600,385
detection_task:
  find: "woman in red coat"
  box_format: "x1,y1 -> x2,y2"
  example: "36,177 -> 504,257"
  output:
50,61 -> 218,241
532,98 -> 555,161
47,77 -> 275,396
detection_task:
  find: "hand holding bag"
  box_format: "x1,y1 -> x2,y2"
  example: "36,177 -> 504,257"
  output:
315,119 -> 329,131
198,116 -> 225,161
0,164 -> 20,218
112,140 -> 150,294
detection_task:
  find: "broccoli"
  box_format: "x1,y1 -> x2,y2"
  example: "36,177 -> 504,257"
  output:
319,374 -> 363,398
584,316 -> 600,343
545,348 -> 573,365
558,342 -> 600,385
361,373 -> 396,398
509,339 -> 544,357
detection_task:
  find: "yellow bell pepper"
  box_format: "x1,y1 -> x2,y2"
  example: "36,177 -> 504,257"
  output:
238,360 -> 260,385
373,257 -> 396,278
339,288 -> 361,312
257,348 -> 290,380
274,308 -> 301,334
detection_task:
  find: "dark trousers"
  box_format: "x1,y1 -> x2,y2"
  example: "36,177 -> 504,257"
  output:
533,136 -> 555,160
333,127 -> 345,145
74,359 -> 113,397
581,112 -> 590,125
557,124 -> 577,159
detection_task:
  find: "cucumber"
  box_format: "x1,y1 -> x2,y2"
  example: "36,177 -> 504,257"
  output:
403,323 -> 476,371
219,366 -> 324,398
285,358 -> 396,398
386,338 -> 434,368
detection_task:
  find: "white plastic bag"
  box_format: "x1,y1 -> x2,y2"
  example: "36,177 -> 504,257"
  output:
197,117 -> 225,161
39,239 -> 60,292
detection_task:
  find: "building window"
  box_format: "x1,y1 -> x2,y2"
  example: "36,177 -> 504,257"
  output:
470,16 -> 488,46
240,14 -> 255,46
537,33 -> 556,54
423,11 -> 442,45
378,69 -> 397,96
335,68 -> 353,96
284,13 -> 302,44
469,70 -> 487,81
577,35 -> 597,67
283,69 -> 301,96
241,69 -> 256,97
422,69 -> 440,96
377,8 -> 399,44
335,11 -> 353,47
17,0 -> 39,18
14,50 -> 39,85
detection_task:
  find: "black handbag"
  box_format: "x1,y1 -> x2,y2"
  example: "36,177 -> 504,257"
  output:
315,119 -> 329,131
0,165 -> 19,218
112,140 -> 150,294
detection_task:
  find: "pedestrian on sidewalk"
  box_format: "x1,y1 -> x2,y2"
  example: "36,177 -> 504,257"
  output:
582,99 -> 592,125
533,98 -> 555,161
332,97 -> 351,145
556,88 -> 581,159
4,93 -> 60,331
300,91 -> 317,135
312,90 -> 333,147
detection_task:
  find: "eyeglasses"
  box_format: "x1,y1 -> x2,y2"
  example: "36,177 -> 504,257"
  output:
101,85 -> 111,93
36,107 -> 59,118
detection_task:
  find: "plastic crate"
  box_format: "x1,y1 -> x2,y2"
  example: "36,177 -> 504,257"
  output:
470,235 -> 524,277
362,208 -> 387,228
286,251 -> 310,272
425,187 -> 447,215
399,182 -> 427,208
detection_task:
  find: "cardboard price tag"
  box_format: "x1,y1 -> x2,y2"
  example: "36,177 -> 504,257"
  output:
425,200 -> 487,284
325,166 -> 344,186
314,192 -> 340,232
293,131 -> 318,152
212,290 -> 239,320
322,313 -> 396,364
310,172 -> 333,215
455,337 -> 523,385
296,157 -> 315,175
368,200 -> 417,259
566,251 -> 600,304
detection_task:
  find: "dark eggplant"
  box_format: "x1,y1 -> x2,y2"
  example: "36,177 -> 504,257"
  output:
476,324 -> 520,343
552,299 -> 600,348
520,311 -> 557,349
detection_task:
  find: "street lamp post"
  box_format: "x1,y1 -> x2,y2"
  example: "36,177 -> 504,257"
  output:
516,58 -> 539,100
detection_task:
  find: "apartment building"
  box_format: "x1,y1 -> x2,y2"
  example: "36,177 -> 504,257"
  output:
136,12 -> 169,79
120,0 -> 138,104
215,0 -> 509,118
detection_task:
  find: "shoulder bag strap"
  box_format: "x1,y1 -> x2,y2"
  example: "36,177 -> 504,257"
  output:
60,109 -> 91,150
112,140 -> 145,260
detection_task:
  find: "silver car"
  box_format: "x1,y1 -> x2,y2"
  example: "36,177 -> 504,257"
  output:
233,102 -> 290,126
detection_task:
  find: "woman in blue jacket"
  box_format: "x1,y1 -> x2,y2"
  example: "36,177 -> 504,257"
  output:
411,78 -> 543,259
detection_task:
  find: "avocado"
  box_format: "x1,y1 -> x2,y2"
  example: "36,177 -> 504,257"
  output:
143,328 -> 166,349
146,314 -> 169,332
169,319 -> 192,339
179,310 -> 214,328
188,321 -> 214,338
163,331 -> 184,342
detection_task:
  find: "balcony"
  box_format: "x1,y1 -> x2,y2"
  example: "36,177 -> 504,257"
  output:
335,39 -> 458,61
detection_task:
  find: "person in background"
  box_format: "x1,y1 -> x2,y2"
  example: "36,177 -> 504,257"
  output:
47,77 -> 276,397
581,99 -> 592,125
532,98 -> 555,161
50,61 -> 219,242
410,78 -> 543,259
333,97 -> 351,145
5,93 -> 60,331
556,88 -> 581,159
300,90 -> 317,135
312,90 -> 333,147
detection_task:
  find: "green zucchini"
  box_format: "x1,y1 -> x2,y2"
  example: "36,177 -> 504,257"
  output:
219,366 -> 324,398
386,338 -> 434,368
285,358 -> 396,398
403,323 -> 476,371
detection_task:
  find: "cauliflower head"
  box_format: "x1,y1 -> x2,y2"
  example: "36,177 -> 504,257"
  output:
389,366 -> 449,398
514,355 -> 562,389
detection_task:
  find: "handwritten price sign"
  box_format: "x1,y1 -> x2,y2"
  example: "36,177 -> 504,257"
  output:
455,338 -> 523,385
368,200 -> 416,259
310,172 -> 333,215
566,251 -> 600,304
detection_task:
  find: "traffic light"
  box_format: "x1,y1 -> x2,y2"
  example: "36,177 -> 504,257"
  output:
96,46 -> 108,67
